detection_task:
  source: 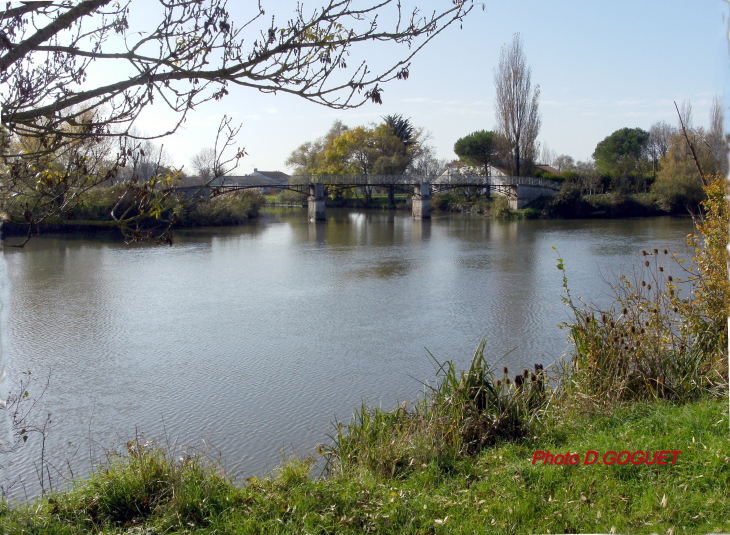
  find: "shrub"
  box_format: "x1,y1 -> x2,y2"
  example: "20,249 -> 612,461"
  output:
275,189 -> 307,205
177,190 -> 264,227
324,339 -> 548,479
556,175 -> 729,408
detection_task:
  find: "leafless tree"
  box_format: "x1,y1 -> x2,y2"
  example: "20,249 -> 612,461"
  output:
539,143 -> 556,167
406,144 -> 448,176
707,95 -> 728,176
0,0 -> 473,242
647,121 -> 677,173
190,148 -> 218,181
493,33 -> 541,176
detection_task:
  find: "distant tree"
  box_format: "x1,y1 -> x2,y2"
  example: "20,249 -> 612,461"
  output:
592,127 -> 651,192
647,121 -> 677,174
407,144 -> 448,176
494,34 -> 541,176
453,131 -> 498,176
190,148 -> 219,181
286,120 -> 349,176
540,144 -> 556,167
707,95 -> 728,176
553,154 -> 575,174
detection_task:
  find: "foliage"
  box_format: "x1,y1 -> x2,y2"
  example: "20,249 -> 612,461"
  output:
323,339 -> 548,479
453,130 -> 498,175
176,190 -> 264,227
651,132 -> 715,212
592,127 -> 651,190
556,176 -> 729,408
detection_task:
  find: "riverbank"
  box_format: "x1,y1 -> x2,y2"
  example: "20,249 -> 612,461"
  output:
2,399 -> 727,534
1,188 -> 265,238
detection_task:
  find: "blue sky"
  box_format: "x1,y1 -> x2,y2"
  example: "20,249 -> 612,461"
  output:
123,0 -> 729,174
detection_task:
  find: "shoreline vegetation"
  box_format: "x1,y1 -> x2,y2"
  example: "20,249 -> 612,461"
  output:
2,176 -> 728,534
1,189 -> 677,240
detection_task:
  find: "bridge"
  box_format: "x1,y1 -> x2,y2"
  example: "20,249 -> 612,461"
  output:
188,174 -> 562,221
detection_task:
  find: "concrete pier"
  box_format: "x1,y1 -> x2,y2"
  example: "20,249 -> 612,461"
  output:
412,183 -> 431,219
308,183 -> 326,221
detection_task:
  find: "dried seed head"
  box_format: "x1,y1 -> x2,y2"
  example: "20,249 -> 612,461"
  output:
523,369 -> 529,378
585,315 -> 591,324
515,375 -> 523,386
673,306 -> 678,312
610,321 -> 615,328
670,289 -> 674,296
506,378 -> 511,385
647,284 -> 651,290
642,250 -> 647,256
601,314 -> 607,323
659,266 -> 664,272
630,326 -> 636,333
653,249 -> 658,254
496,380 -> 501,387
534,363 -> 543,372
663,249 -> 668,254
642,280 -> 646,286
503,366 -> 509,375
668,275 -> 673,281
645,321 -> 649,326
645,260 -> 650,267
622,308 -> 628,315
530,374 -> 537,381
640,328 -> 645,334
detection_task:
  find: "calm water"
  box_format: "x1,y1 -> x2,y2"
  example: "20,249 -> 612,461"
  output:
0,209 -> 693,497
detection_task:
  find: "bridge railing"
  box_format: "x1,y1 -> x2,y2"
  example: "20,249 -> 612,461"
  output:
290,174 -> 561,191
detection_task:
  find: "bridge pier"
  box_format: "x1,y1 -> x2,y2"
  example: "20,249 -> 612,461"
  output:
308,183 -> 326,221
412,183 -> 431,219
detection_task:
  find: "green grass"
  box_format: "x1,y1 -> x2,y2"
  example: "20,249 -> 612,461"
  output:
3,400 -> 728,534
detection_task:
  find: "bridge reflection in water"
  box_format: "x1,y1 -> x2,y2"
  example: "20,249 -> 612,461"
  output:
210,174 -> 562,221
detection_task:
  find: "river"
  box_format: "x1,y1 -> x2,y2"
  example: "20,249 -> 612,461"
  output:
0,209 -> 694,498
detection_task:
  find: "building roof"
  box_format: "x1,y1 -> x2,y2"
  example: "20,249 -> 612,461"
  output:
534,164 -> 560,176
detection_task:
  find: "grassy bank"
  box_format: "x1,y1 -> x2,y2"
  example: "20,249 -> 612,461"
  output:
2,400 -> 728,534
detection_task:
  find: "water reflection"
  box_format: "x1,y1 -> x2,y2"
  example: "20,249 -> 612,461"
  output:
1,210 -> 694,499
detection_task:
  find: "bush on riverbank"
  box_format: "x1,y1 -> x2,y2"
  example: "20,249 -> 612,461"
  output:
324,340 -> 549,479
176,190 -> 264,227
556,174 -> 729,409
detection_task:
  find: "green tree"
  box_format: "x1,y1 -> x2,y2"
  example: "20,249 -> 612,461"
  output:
592,127 -> 651,192
453,131 -> 498,176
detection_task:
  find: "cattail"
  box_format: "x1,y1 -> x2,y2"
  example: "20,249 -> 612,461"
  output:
670,290 -> 674,296
506,378 -> 511,385
653,308 -> 658,314
645,321 -> 649,326
647,284 -> 651,290
640,328 -> 645,334
668,276 -> 673,282
630,326 -> 635,333
654,249 -> 658,254
503,366 -> 509,375
601,314 -> 607,323
659,266 -> 664,272
673,306 -> 678,312
531,374 -> 537,382
496,380 -> 501,387
663,249 -> 668,254
641,280 -> 646,286
523,369 -> 529,378
515,375 -> 523,387
585,315 -> 591,324
642,250 -> 647,256
622,308 -> 627,315
645,260 -> 650,267
534,363 -> 543,372
610,321 -> 615,328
